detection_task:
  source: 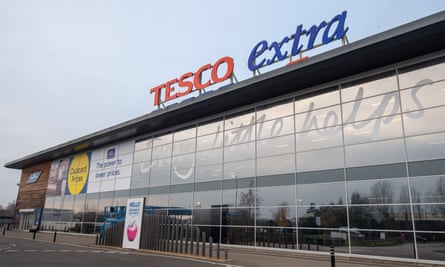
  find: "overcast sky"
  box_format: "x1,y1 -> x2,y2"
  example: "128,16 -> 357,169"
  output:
1,0 -> 444,207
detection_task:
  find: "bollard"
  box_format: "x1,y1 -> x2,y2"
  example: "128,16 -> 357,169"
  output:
224,249 -> 228,261
32,231 -> 36,240
209,236 -> 213,258
202,232 -> 206,257
195,228 -> 200,256
217,241 -> 220,259
3,226 -> 6,236
53,231 -> 57,243
95,235 -> 99,245
330,245 -> 335,267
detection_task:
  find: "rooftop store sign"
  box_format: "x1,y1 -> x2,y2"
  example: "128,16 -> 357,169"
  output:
149,11 -> 348,108
248,11 -> 349,72
150,56 -> 235,107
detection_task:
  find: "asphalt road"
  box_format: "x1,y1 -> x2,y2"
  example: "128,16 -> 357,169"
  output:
0,236 -> 229,267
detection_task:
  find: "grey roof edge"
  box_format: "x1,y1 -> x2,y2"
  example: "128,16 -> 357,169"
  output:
5,10 -> 445,170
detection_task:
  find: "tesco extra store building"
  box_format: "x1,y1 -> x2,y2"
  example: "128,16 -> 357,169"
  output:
6,11 -> 445,263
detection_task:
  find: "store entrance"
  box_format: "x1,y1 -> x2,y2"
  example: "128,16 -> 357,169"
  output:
19,211 -> 35,231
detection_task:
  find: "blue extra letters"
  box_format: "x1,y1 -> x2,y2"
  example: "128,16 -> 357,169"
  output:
247,11 -> 349,71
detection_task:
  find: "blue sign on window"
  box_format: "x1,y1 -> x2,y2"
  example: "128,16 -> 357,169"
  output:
107,148 -> 116,159
26,171 -> 42,184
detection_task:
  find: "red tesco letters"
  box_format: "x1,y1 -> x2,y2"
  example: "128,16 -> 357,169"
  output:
150,56 -> 234,106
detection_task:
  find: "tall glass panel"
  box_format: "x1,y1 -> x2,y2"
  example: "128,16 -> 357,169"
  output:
295,90 -> 340,114
398,61 -> 445,89
295,105 -> 341,133
343,115 -> 403,145
257,134 -> 295,158
256,100 -> 293,121
341,74 -> 397,103
400,80 -> 445,112
257,115 -> 294,140
403,106 -> 445,136
345,139 -> 406,167
342,92 -> 401,124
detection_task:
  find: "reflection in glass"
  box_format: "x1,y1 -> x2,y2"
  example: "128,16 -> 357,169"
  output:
345,139 -> 406,167
170,167 -> 194,184
297,206 -> 347,228
348,205 -> 412,230
224,142 -> 255,162
295,105 -> 341,132
221,226 -> 254,245
195,164 -> 222,182
412,204 -> 445,231
152,143 -> 172,160
297,147 -> 344,172
223,159 -> 255,180
398,62 -> 445,89
347,178 -> 410,205
133,149 -> 152,163
350,230 -> 415,259
173,127 -> 196,141
400,80 -> 445,112
410,176 -> 445,204
298,228 -> 349,253
297,182 -> 346,207
225,208 -> 255,226
196,148 -> 223,167
342,92 -> 400,123
197,132 -> 223,151
153,134 -> 172,147
257,206 -> 296,227
194,190 -> 222,208
295,90 -> 340,114
169,192 -> 193,209
149,171 -> 170,186
172,138 -> 196,155
257,116 -> 294,140
403,106 -> 445,136
341,75 -> 397,103
406,132 -> 445,161
147,193 -> 168,207
296,126 -> 342,152
171,153 -> 195,169
224,125 -> 255,146
134,139 -> 152,151
225,111 -> 255,130
257,154 -> 295,176
257,134 -> 295,158
257,185 -> 295,206
257,100 -> 293,121
343,115 -> 403,145
416,232 -> 445,261
222,188 -> 236,207
256,227 -> 296,249
197,119 -> 223,136
193,207 -> 221,225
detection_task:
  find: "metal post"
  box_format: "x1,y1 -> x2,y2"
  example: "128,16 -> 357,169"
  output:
330,245 -> 335,267
53,231 -> 57,243
209,236 -> 213,259
184,222 -> 189,254
190,226 -> 194,255
2,226 -> 6,236
202,232 -> 206,257
195,227 -> 200,256
32,231 -> 36,240
217,241 -> 220,259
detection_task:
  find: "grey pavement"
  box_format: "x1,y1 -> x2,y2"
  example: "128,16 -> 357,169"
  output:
2,230 -> 445,267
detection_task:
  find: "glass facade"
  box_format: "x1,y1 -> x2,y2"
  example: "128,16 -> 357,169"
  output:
41,57 -> 445,261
